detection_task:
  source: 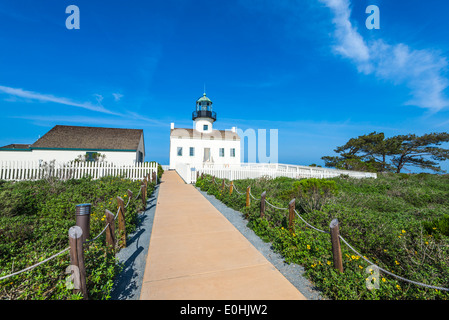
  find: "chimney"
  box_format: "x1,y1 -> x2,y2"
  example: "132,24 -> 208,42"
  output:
231,127 -> 236,133
170,122 -> 175,130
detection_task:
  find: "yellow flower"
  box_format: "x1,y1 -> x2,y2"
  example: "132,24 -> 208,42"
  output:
425,241 -> 429,245
311,263 -> 316,268
327,261 -> 332,265
401,230 -> 406,234
382,278 -> 386,282
395,260 -> 400,265
383,249 -> 388,252
351,255 -> 356,260
306,245 -> 311,250
396,284 -> 401,290
359,265 -> 363,269
292,233 -> 296,237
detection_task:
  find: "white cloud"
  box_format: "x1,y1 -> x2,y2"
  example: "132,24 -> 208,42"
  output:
112,93 -> 124,101
319,0 -> 449,112
0,85 -> 120,115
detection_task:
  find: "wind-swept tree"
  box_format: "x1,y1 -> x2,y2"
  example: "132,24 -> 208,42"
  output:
322,132 -> 449,173
389,133 -> 449,173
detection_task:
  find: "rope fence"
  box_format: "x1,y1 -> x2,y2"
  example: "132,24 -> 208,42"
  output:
198,173 -> 449,293
0,172 -> 157,299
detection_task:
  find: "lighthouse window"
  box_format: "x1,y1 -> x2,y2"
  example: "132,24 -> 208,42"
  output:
177,147 -> 183,156
203,125 -> 208,131
219,148 -> 225,157
189,147 -> 195,156
230,148 -> 236,157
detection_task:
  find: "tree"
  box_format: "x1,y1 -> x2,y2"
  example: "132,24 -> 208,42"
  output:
322,132 -> 449,173
322,132 -> 395,172
389,133 -> 449,173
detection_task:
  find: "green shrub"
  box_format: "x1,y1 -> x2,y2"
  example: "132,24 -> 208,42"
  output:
0,175 -> 152,300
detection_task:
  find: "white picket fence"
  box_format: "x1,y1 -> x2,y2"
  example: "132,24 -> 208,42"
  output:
175,162 -> 377,184
0,161 -> 159,182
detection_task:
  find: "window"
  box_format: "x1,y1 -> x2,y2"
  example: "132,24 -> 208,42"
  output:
203,124 -> 208,131
230,148 -> 236,157
86,152 -> 96,161
177,147 -> 183,156
219,148 -> 225,157
189,147 -> 195,157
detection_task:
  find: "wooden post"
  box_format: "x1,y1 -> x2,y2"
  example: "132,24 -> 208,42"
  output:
288,198 -> 296,233
152,171 -> 156,183
117,196 -> 126,248
104,209 -> 116,251
127,189 -> 133,200
196,171 -> 199,181
246,186 -> 251,207
221,179 -> 225,191
230,181 -> 233,195
330,219 -> 344,273
260,191 -> 266,218
142,180 -> 147,207
68,226 -> 88,299
212,176 -> 215,184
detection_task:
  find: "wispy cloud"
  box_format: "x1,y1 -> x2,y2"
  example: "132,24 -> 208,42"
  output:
112,93 -> 124,101
0,85 -> 120,115
319,0 -> 449,112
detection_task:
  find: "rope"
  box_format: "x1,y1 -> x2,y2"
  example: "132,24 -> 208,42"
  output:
265,198 -> 288,211
124,196 -> 131,209
135,185 -> 142,200
249,189 -> 260,201
338,235 -> 449,292
232,184 -> 244,195
293,209 -> 329,234
84,206 -> 121,245
0,247 -> 70,281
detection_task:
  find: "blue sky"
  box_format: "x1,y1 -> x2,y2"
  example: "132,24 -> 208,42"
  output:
0,0 -> 449,171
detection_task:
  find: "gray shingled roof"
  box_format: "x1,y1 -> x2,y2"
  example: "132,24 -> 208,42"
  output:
31,125 -> 143,150
0,144 -> 31,149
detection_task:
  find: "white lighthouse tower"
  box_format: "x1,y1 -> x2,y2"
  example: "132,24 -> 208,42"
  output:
169,92 -> 240,170
192,92 -> 216,133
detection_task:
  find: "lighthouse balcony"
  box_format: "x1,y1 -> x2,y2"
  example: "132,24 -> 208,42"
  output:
192,110 -> 217,121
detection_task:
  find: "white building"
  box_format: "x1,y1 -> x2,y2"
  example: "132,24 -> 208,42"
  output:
169,93 -> 241,170
0,125 -> 145,164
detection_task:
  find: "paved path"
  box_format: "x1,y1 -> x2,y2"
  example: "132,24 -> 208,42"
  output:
139,171 -> 306,300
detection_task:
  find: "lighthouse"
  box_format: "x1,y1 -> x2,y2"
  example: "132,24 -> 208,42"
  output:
169,92 -> 240,170
192,92 -> 216,133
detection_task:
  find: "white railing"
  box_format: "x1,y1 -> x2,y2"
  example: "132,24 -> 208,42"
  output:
175,162 -> 377,184
0,161 -> 158,182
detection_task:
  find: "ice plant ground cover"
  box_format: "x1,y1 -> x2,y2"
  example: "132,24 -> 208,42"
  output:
196,173 -> 449,299
0,176 -> 156,300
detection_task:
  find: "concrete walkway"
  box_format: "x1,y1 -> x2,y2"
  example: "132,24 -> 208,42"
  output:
139,171 -> 306,300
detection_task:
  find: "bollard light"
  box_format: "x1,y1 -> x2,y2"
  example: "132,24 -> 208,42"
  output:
75,203 -> 91,243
